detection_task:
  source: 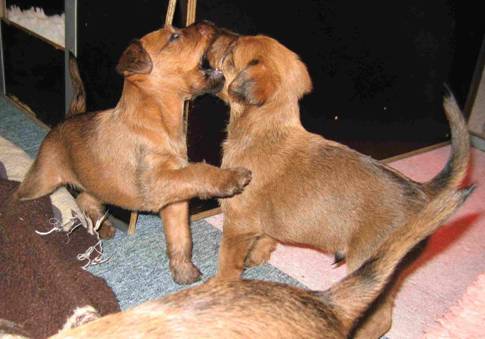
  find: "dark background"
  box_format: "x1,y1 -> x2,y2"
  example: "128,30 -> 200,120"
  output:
3,0 -> 484,214
192,0 -> 483,160
5,0 -> 484,157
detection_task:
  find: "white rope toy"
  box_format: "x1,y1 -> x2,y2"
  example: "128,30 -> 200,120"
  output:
35,211 -> 112,270
77,239 -> 110,270
35,215 -> 80,235
74,212 -> 111,270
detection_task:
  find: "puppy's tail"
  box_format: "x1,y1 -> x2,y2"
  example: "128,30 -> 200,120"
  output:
66,52 -> 87,118
319,184 -> 474,332
424,87 -> 470,195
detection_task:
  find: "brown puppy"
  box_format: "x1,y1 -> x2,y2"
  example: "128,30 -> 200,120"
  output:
206,31 -> 470,337
14,22 -> 252,285
50,183 -> 473,338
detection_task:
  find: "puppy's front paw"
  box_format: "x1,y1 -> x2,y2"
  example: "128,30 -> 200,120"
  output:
171,261 -> 202,285
219,167 -> 252,197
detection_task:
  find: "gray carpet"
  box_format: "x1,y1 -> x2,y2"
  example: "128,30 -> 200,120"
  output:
0,98 -> 47,158
0,96 -> 304,310
89,213 -> 304,309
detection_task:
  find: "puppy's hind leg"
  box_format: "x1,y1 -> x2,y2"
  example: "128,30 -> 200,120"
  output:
14,143 -> 64,201
76,192 -> 116,239
216,220 -> 260,281
245,235 -> 277,267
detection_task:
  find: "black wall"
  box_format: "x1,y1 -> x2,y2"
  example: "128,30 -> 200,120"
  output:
192,0 -> 483,159
76,0 -> 184,112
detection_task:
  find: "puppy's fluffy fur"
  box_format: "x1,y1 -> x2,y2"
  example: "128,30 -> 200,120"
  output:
14,23 -> 251,284
206,31 -> 470,337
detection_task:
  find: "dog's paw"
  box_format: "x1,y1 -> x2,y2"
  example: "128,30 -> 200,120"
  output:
98,220 -> 117,239
245,241 -> 277,267
245,254 -> 268,268
171,262 -> 202,285
219,167 -> 252,197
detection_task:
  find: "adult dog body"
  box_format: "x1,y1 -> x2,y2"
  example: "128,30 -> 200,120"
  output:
207,31 -> 470,337
14,23 -> 251,284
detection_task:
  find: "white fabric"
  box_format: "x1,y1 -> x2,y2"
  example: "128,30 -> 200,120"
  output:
6,6 -> 65,47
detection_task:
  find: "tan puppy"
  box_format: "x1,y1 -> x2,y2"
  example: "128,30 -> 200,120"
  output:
51,183 -> 473,338
206,30 -> 470,337
14,22 -> 251,285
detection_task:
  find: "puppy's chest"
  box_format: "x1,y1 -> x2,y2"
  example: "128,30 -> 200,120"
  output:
134,142 -> 188,176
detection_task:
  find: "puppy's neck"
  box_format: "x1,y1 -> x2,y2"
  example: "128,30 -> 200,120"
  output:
115,81 -> 186,141
227,99 -> 302,138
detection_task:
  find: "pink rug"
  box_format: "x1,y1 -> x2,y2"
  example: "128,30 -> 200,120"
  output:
205,146 -> 485,338
424,273 -> 485,338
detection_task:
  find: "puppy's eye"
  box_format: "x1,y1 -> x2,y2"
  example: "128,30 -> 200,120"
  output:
169,33 -> 180,42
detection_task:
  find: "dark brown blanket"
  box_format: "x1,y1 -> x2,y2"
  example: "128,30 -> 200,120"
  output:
0,179 -> 120,338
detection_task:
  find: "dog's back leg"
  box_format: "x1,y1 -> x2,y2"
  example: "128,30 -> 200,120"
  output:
216,219 -> 261,280
245,235 -> 277,267
76,192 -> 116,239
14,138 -> 66,201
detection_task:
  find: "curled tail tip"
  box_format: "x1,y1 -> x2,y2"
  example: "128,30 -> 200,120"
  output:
425,85 -> 470,195
443,94 -> 460,114
441,85 -> 465,118
442,83 -> 459,105
442,83 -> 453,97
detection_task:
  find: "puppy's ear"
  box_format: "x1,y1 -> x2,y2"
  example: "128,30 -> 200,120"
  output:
116,40 -> 153,77
290,58 -> 312,99
228,59 -> 279,106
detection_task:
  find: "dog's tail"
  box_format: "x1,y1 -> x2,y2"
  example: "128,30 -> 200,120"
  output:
66,53 -> 87,118
319,184 -> 474,332
423,88 -> 470,195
